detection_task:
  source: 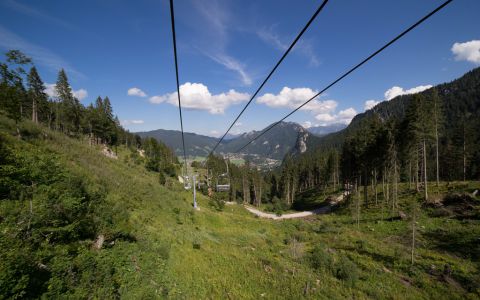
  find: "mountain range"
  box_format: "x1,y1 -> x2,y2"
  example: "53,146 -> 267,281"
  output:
136,122 -> 344,160
138,67 -> 479,163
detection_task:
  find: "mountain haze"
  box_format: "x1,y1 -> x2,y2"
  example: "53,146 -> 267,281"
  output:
137,121 -> 344,160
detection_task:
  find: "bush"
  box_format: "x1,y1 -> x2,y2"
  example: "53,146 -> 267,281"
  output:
209,193 -> 226,211
19,121 -> 43,140
159,172 -> 166,185
335,256 -> 359,286
310,245 -> 333,272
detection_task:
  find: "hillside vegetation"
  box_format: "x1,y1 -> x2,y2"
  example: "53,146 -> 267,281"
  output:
1,115 -> 479,299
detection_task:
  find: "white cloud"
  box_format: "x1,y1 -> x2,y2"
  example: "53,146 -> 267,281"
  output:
122,120 -> 144,126
45,83 -> 56,98
149,82 -> 249,114
384,85 -> 432,100
364,99 -> 380,110
73,89 -> 88,101
314,107 -> 357,126
45,83 -> 88,101
451,40 -> 480,64
210,130 -> 220,137
128,87 -> 147,97
234,122 -> 243,127
338,108 -> 357,120
257,87 -> 337,114
315,113 -> 336,123
362,84 -> 432,112
257,86 -> 356,125
302,121 -> 313,129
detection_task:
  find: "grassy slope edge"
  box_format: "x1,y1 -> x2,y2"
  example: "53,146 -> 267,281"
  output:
1,115 -> 479,299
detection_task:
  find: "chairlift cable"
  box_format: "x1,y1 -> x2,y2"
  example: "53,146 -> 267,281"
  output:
234,0 -> 453,154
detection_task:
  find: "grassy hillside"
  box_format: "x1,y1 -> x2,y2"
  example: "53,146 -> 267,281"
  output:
1,115 -> 479,299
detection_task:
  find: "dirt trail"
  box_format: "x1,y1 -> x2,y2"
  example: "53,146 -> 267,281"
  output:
244,193 -> 345,220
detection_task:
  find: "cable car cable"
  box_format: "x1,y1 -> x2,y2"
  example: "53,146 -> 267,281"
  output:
234,0 -> 453,154
208,0 -> 330,157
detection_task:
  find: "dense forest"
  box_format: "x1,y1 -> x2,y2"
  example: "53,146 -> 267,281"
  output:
201,68 -> 480,214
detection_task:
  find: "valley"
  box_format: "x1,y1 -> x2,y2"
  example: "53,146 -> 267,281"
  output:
1,1 -> 479,298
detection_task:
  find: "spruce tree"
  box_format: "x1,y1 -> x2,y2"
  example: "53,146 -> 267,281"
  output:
27,67 -> 47,123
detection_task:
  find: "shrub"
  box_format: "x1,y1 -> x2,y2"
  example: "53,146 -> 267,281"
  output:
159,172 -> 166,185
209,193 -> 226,211
310,245 -> 333,273
335,256 -> 359,286
193,242 -> 201,249
19,121 -> 43,140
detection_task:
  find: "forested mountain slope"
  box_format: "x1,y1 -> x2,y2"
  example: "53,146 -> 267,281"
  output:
137,129 -> 218,157
309,67 -> 480,152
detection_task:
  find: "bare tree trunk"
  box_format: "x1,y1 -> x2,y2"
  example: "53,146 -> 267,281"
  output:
242,174 -> 248,204
415,151 -> 419,192
253,183 -> 258,207
411,201 -> 416,265
356,177 -> 361,229
291,180 -> 296,204
374,169 -> 378,206
463,125 -> 466,182
32,98 -> 38,123
382,171 -> 385,202
434,97 -> 440,188
286,179 -> 290,205
409,161 -> 412,190
363,171 -> 368,208
423,139 -> 428,201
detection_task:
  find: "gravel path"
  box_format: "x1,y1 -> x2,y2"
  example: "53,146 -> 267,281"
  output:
243,193 -> 345,220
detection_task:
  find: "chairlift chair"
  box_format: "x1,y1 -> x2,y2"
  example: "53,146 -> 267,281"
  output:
183,175 -> 191,190
215,172 -> 230,192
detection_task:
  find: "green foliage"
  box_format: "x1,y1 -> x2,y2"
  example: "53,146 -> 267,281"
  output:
335,255 -> 359,286
309,245 -> 333,273
209,192 -> 226,211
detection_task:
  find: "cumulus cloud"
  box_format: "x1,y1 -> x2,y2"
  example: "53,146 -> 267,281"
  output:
210,130 -> 220,137
149,82 -> 249,114
302,121 -> 312,129
73,89 -> 88,101
257,87 -> 337,114
451,40 -> 480,64
313,108 -> 357,126
128,87 -> 147,97
121,120 -> 144,126
362,84 -> 432,112
256,86 -> 356,125
45,83 -> 88,101
364,99 -> 380,110
384,85 -> 432,100
315,113 -> 336,123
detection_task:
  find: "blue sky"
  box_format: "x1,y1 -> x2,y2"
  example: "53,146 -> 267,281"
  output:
1,0 -> 479,136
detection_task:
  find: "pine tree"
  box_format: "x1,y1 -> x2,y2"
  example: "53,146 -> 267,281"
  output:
27,67 -> 47,123
55,69 -> 81,133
